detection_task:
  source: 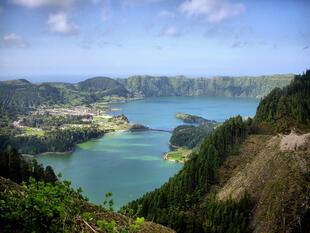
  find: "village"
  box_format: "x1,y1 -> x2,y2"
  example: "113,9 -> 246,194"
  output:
12,106 -> 131,137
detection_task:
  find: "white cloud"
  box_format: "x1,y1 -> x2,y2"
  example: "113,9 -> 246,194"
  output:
47,12 -> 78,35
1,33 -> 29,48
121,0 -> 162,6
160,26 -> 180,37
3,33 -> 23,41
179,0 -> 245,23
11,0 -> 75,8
158,10 -> 175,18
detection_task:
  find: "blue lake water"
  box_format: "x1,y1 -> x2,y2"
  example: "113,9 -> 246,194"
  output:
36,96 -> 259,209
109,96 -> 259,130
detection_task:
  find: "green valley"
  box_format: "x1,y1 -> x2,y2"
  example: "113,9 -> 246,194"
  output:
0,71 -> 309,233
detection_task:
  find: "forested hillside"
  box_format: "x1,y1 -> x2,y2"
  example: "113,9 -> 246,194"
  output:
254,70 -> 310,132
124,71 -> 310,233
0,80 -> 65,110
0,126 -> 107,155
125,116 -> 253,232
0,148 -> 57,184
170,113 -> 219,149
117,74 -> 293,98
170,124 -> 215,149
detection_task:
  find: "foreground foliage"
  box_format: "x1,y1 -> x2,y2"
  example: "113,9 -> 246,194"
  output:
0,176 -> 173,233
0,177 -> 87,233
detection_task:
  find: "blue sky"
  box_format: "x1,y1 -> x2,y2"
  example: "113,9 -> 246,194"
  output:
0,0 -> 309,81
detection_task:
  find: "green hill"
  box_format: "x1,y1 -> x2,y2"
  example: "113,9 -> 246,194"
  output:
0,81 -> 65,109
0,79 -> 30,85
78,76 -> 130,97
170,114 -> 219,150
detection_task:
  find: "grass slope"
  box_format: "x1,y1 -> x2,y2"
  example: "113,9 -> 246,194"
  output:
216,134 -> 310,233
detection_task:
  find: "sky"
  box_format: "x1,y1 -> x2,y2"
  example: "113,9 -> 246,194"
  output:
0,0 -> 309,81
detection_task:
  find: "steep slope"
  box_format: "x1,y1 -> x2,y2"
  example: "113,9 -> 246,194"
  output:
216,134 -> 310,233
254,70 -> 310,132
0,80 -> 65,109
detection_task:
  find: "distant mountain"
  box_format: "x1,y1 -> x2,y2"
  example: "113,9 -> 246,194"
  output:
0,79 -> 30,85
78,76 -> 125,91
0,80 -> 65,109
116,74 -> 294,98
78,76 -> 130,97
0,76 -> 130,112
0,73 -> 294,114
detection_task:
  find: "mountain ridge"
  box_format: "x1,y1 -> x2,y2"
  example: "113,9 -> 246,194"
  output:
0,73 -> 294,112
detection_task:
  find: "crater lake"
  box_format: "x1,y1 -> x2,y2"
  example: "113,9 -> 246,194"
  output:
35,96 -> 259,209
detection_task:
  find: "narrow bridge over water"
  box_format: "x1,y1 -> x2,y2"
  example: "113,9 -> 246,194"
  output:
149,128 -> 173,133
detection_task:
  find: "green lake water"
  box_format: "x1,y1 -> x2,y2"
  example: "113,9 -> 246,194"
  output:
35,96 -> 259,209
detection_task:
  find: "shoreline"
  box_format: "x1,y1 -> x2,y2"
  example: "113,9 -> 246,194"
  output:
23,150 -> 74,158
162,152 -> 185,163
22,127 -> 131,157
18,97 -> 170,158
